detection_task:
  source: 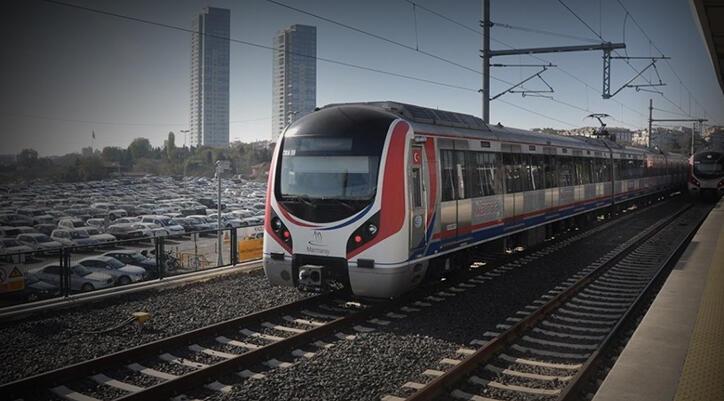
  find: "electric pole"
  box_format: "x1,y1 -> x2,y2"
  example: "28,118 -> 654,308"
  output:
646,99 -> 654,148
482,0 -> 490,123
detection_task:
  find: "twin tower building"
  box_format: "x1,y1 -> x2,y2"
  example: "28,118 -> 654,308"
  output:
189,7 -> 316,147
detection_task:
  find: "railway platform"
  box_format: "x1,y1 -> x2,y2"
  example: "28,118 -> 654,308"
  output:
592,198 -> 724,401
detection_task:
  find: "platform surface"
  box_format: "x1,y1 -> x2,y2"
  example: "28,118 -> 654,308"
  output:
592,199 -> 724,401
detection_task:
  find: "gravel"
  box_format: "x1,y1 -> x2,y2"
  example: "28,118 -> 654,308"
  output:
190,199 -> 685,401
0,269 -> 307,384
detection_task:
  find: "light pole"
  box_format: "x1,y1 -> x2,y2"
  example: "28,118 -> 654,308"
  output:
179,129 -> 190,147
215,160 -> 230,266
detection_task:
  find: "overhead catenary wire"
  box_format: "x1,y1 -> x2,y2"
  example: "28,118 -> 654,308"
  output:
0,111 -> 271,126
38,0 -> 480,94
556,0 -> 705,125
614,0 -> 717,124
405,0 -> 649,126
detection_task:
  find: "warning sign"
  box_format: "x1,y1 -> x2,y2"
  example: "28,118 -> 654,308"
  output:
0,265 -> 25,294
236,226 -> 264,262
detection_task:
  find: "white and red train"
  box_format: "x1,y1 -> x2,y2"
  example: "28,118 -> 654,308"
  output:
263,102 -> 688,298
688,150 -> 724,199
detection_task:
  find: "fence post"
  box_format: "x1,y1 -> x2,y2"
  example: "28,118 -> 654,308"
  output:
60,248 -> 71,297
230,228 -> 238,266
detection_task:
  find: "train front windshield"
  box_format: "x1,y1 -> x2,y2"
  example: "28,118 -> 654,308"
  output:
693,152 -> 724,179
279,136 -> 382,200
277,135 -> 385,223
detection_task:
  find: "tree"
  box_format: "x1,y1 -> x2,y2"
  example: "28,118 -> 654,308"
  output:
17,148 -> 38,169
165,132 -> 176,160
128,137 -> 152,160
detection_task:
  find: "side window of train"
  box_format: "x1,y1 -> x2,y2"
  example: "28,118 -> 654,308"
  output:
529,155 -> 545,190
543,155 -> 558,188
440,149 -> 456,201
558,157 -> 574,187
467,151 -> 498,197
456,151 -> 467,199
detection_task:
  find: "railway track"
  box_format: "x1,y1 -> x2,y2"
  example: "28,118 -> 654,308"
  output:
385,203 -> 708,401
2,198 -> 686,401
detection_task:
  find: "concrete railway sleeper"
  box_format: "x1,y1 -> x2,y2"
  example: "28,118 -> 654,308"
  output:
388,202 -> 710,401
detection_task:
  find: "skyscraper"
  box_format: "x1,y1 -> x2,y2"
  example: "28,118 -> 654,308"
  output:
272,25 -> 317,141
190,7 -> 230,148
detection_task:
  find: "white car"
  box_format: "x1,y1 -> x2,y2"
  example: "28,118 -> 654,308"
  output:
133,223 -> 168,238
139,215 -> 185,237
78,256 -> 147,285
0,238 -> 33,256
50,229 -> 99,249
16,233 -> 63,253
79,227 -> 116,245
28,263 -> 114,292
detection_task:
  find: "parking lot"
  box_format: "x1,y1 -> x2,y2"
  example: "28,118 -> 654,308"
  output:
0,175 -> 266,304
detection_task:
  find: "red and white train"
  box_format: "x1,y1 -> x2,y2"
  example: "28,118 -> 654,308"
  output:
688,150 -> 724,199
263,102 -> 688,298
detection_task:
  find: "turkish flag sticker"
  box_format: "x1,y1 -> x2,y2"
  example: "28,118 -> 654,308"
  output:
412,148 -> 422,165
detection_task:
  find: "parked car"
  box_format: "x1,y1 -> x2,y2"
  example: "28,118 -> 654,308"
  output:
0,214 -> 34,227
27,263 -> 114,292
50,229 -> 99,249
78,256 -> 146,285
57,218 -> 86,230
0,226 -> 21,238
15,226 -> 38,234
16,233 -> 63,253
0,238 -> 33,255
108,209 -> 128,220
34,224 -> 57,236
114,217 -> 140,224
184,215 -> 213,232
79,227 -> 116,245
107,223 -> 145,241
217,214 -> 243,228
139,215 -> 185,236
85,218 -> 107,230
132,222 -> 168,238
103,250 -> 157,272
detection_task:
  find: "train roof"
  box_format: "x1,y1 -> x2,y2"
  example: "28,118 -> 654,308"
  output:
320,101 -> 686,160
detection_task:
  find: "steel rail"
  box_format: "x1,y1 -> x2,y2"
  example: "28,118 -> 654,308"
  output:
556,205 -> 707,401
0,291 -> 333,399
404,203 -> 693,401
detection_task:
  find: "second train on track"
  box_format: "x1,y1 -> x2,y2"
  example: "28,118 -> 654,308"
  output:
263,101 -> 688,298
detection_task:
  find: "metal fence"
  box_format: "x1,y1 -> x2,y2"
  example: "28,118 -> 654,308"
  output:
0,225 -> 264,308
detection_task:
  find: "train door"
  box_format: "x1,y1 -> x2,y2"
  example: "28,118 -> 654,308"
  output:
409,145 -> 427,255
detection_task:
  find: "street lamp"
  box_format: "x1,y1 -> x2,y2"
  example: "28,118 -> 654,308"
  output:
215,160 -> 230,266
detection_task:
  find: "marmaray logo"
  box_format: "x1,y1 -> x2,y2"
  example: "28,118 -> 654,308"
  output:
308,230 -> 326,247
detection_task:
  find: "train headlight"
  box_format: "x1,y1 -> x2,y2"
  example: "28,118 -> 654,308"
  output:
346,212 -> 380,254
272,217 -> 283,231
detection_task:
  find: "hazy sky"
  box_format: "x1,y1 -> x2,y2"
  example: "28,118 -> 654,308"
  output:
2,0 -> 723,156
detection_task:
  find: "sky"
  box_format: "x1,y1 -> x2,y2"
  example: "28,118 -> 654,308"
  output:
1,0 -> 723,156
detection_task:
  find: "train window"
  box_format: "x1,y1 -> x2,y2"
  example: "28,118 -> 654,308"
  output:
503,153 -> 528,193
440,150 -> 456,201
411,168 -> 422,207
468,152 -> 498,197
543,155 -> 558,188
529,155 -> 545,190
558,157 -> 574,187
456,151 -> 467,199
575,158 -> 592,185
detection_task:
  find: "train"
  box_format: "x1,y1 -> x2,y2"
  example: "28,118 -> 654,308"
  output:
688,150 -> 724,199
263,101 -> 688,298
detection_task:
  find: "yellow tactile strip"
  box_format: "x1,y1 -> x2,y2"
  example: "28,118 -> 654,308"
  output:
673,207 -> 724,401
